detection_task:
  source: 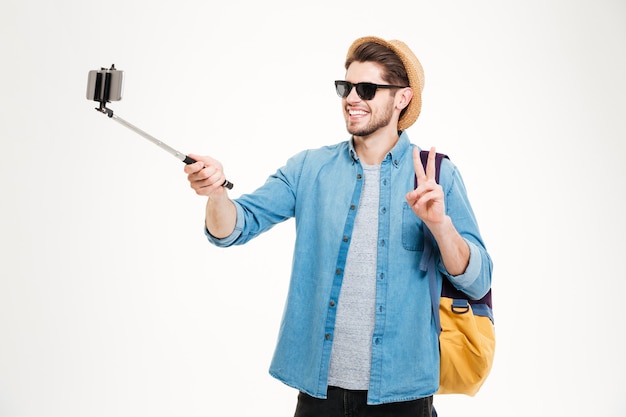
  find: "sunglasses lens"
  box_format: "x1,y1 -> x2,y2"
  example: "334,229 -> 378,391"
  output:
355,83 -> 377,100
335,81 -> 380,100
335,81 -> 351,98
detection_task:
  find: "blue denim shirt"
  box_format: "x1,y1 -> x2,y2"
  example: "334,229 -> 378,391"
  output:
205,132 -> 492,405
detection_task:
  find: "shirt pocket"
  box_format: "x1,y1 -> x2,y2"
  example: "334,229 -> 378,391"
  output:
402,202 -> 425,251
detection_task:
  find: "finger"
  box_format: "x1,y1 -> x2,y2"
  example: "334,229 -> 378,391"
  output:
190,154 -> 211,169
416,186 -> 443,205
184,155 -> 205,174
187,153 -> 206,165
426,147 -> 436,181
206,167 -> 224,187
413,147 -> 426,180
408,182 -> 437,205
187,165 -> 208,182
406,189 -> 418,205
191,172 -> 223,195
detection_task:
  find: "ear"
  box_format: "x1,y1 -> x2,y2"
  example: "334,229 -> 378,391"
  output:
396,87 -> 414,111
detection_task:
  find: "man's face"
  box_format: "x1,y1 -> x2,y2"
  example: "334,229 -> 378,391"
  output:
342,61 -> 396,138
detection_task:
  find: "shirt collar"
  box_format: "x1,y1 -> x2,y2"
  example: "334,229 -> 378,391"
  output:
388,131 -> 411,168
347,131 -> 411,165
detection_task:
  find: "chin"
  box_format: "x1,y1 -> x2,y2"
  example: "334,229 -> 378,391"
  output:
345,121 -> 367,137
348,127 -> 376,137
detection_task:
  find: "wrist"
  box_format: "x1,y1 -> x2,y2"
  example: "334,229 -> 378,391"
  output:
424,215 -> 452,237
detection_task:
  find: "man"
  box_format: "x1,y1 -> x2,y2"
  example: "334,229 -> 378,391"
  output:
184,36 -> 492,417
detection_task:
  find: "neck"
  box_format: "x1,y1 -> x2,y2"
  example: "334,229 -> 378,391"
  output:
352,128 -> 400,165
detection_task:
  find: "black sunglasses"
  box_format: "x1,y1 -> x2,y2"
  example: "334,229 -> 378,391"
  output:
334,80 -> 408,100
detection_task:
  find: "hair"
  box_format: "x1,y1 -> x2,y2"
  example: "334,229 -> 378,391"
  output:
345,41 -> 410,87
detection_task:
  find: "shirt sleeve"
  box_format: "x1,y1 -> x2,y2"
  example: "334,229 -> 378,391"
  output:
203,149 -> 307,247
436,159 -> 493,300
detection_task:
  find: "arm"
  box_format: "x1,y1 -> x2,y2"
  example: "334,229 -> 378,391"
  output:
406,147 -> 469,275
406,147 -> 492,299
186,150 -> 306,246
184,153 -> 236,238
424,215 -> 470,276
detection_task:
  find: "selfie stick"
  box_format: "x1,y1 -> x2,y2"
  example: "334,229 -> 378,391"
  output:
97,106 -> 234,189
88,65 -> 234,190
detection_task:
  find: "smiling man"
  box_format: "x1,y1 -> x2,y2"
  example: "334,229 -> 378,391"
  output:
184,36 -> 492,417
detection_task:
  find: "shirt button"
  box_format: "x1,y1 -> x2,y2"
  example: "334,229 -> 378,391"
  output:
350,205 -> 356,210
382,179 -> 388,186
380,207 -> 387,214
330,301 -> 336,307
325,333 -> 332,340
336,269 -> 342,275
343,236 -> 349,242
380,240 -> 385,247
357,174 -> 362,179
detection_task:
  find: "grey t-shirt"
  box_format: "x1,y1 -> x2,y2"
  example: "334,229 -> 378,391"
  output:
327,163 -> 380,390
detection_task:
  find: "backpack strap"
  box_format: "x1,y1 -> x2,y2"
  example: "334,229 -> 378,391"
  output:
414,150 -> 448,334
424,228 -> 442,334
414,151 -> 448,187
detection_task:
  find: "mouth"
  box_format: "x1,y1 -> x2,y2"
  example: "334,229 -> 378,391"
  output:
348,108 -> 369,120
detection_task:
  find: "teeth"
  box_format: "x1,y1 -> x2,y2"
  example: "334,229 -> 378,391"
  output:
349,110 -> 367,115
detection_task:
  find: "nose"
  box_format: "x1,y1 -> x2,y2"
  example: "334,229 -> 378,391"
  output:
345,85 -> 361,103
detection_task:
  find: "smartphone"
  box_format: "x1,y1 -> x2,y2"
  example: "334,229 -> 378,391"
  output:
86,65 -> 123,103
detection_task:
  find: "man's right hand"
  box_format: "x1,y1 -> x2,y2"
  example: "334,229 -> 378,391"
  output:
184,153 -> 237,238
184,153 -> 229,198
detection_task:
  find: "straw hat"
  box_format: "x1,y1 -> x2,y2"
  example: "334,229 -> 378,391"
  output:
347,36 -> 424,130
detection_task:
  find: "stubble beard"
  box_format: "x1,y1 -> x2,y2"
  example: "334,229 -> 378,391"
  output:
346,99 -> 395,138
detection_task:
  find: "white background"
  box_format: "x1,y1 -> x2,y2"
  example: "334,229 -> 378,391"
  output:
1,0 -> 625,416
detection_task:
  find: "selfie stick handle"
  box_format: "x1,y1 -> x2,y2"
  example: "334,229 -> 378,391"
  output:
105,111 -> 234,190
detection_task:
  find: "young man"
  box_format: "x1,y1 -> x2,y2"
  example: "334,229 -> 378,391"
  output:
184,36 -> 492,417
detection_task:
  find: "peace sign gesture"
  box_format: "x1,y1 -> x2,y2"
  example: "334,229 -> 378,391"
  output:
405,146 -> 446,226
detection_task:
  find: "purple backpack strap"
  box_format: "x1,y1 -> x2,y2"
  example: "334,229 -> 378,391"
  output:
414,150 -> 447,333
416,149 -> 448,273
414,150 -> 448,188
415,150 -> 495,333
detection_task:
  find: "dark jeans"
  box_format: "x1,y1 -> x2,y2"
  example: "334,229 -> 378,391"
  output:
294,386 -> 434,417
